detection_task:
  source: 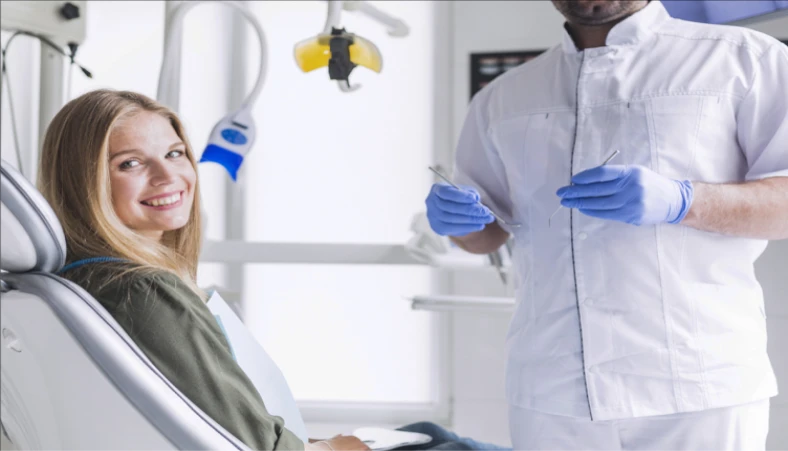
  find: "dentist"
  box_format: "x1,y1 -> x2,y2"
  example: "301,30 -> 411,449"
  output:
425,1 -> 788,449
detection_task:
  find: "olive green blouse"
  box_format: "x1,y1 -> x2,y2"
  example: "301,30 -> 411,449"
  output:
64,263 -> 304,451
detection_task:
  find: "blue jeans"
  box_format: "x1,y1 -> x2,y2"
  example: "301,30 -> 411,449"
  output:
395,422 -> 511,451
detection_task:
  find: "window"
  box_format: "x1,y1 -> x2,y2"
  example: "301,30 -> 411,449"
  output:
54,0 -> 444,414
245,264 -> 434,403
238,1 -> 440,406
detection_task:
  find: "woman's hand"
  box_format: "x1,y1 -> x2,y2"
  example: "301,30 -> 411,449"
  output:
306,435 -> 371,451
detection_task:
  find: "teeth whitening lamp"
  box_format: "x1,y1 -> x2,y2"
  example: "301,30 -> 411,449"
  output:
294,0 -> 410,92
157,1 -> 409,182
200,106 -> 256,182
157,1 -> 266,182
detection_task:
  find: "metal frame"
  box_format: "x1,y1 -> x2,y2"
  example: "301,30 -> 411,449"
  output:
410,294 -> 515,314
201,241 -> 420,265
162,1 -> 184,111
36,44 -> 65,179
428,0 -> 455,425
1,1 -> 86,181
225,3 -> 250,321
0,1 -> 87,45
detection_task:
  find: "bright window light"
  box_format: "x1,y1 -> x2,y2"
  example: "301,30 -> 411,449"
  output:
242,1 -> 437,403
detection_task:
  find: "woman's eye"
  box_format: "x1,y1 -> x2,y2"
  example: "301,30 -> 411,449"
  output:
119,159 -> 140,170
167,150 -> 185,158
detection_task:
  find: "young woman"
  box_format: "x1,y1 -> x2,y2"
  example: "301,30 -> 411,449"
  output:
37,89 -> 508,451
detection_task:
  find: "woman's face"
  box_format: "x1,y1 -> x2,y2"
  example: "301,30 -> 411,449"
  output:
108,111 -> 196,241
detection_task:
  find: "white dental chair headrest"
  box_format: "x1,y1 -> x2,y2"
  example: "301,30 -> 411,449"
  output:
0,159 -> 66,273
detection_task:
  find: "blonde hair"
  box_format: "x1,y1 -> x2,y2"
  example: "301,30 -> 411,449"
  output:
38,89 -> 204,298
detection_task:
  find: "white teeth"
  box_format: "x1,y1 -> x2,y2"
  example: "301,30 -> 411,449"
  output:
144,192 -> 181,207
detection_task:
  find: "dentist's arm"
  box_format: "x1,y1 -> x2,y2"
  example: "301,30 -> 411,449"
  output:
686,42 -> 788,239
556,167 -> 788,240
425,183 -> 509,255
681,177 -> 788,239
441,78 -> 514,255
450,220 -> 510,254
685,42 -> 788,239
559,42 -> 788,240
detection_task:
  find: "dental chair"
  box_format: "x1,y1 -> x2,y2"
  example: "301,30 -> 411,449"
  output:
0,159 -> 251,450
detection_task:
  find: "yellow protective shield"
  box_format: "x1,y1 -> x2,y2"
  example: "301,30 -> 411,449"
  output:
348,34 -> 382,73
294,32 -> 382,74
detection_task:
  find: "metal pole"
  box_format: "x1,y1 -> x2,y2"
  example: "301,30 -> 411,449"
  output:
430,0 -> 455,424
225,3 -> 250,319
163,0 -> 184,112
0,37 -> 4,108
37,43 -> 65,181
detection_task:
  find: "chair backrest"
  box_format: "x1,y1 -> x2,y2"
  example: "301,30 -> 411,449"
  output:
0,159 -> 250,450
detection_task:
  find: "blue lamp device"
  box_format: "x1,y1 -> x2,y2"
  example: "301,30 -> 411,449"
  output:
157,1 -> 267,182
201,106 -> 256,181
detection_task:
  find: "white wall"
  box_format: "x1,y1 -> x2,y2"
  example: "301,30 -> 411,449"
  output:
446,2 -> 788,449
241,0 -> 439,414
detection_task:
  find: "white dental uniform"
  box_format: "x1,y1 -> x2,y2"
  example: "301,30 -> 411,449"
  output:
454,1 -> 787,447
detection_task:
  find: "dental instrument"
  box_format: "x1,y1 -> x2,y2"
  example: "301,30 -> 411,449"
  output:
428,166 -> 522,228
548,149 -> 620,227
488,250 -> 507,285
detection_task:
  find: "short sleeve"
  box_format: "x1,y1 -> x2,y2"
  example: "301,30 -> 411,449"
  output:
738,42 -> 788,181
453,91 -> 515,233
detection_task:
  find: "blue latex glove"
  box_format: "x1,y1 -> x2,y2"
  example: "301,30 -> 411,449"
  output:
426,183 -> 495,236
556,165 -> 694,226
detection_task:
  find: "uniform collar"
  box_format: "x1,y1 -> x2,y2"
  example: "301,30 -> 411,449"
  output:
560,1 -> 670,53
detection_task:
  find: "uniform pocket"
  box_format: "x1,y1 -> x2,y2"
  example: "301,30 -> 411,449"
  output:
687,282 -> 766,341
646,95 -> 739,183
489,111 -> 574,224
686,281 -> 770,399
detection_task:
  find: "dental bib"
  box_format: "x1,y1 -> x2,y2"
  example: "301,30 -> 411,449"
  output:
206,291 -> 308,441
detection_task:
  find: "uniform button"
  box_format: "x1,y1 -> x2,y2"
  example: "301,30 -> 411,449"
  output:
578,232 -> 588,240
584,298 -> 594,305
